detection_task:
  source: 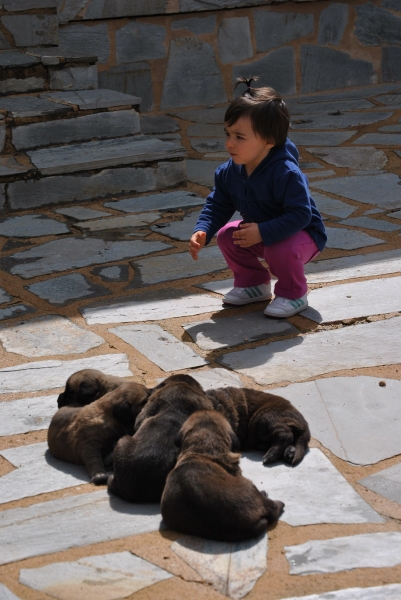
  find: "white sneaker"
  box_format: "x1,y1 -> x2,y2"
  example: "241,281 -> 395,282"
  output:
223,283 -> 272,306
264,294 -> 308,318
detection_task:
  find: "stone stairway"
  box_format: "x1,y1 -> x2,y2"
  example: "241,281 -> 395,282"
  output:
0,0 -> 186,214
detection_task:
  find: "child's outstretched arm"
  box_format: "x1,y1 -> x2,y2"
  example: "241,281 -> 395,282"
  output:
189,231 -> 207,260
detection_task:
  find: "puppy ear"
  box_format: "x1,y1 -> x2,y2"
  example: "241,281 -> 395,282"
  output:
174,429 -> 183,449
77,381 -> 99,403
230,430 -> 241,452
113,400 -> 135,427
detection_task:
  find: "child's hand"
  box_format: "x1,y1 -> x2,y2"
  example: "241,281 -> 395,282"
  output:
232,223 -> 262,247
189,231 -> 207,260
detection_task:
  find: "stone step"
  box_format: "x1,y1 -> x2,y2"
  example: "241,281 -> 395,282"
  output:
0,2 -> 58,49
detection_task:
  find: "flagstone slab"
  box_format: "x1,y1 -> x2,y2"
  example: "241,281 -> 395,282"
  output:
26,273 -> 110,305
303,276 -> 401,324
187,159 -> 222,187
0,354 -> 132,395
41,90 -> 141,110
375,94 -> 401,105
274,377 -> 401,465
0,215 -> 69,238
307,146 -> 388,170
0,96 -> 72,118
0,315 -> 105,357
281,584 -> 401,600
3,238 -> 171,279
190,138 -> 226,153
311,173 -> 401,210
305,249 -> 401,283
389,210 -> 401,220
130,246 -> 228,286
359,462 -> 401,505
325,226 -> 385,249
0,394 -> 56,436
285,532 -> 401,575
0,287 -> 12,304
76,212 -> 161,232
354,133 -> 401,145
19,551 -> 173,600
81,291 -> 224,325
312,193 -> 356,218
0,584 -> 20,600
152,211 -> 241,241
158,368 -> 241,390
55,206 -> 112,220
289,132 -> 356,146
218,316 -> 401,386
0,490 -> 162,566
170,106 -> 226,124
0,155 -> 33,176
171,534 -> 267,600
241,449 -> 383,526
187,123 -> 224,137
339,216 -> 401,232
104,190 -> 205,213
92,264 -> 130,282
0,304 -> 36,321
305,170 -> 336,179
110,324 -> 207,371
183,313 -> 299,350
286,99 -> 375,115
291,112 -> 392,130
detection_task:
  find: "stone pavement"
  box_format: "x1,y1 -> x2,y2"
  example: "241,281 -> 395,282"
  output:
0,83 -> 401,600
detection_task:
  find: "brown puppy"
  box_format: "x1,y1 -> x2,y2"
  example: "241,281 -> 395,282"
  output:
57,369 -> 129,408
108,374 -> 214,502
161,410 -> 284,542
48,382 -> 150,484
206,387 -> 310,466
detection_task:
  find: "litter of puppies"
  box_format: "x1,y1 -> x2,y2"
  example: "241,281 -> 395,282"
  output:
48,369 -> 311,541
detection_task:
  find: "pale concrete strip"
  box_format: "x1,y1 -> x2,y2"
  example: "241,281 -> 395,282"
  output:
281,584 -> 401,600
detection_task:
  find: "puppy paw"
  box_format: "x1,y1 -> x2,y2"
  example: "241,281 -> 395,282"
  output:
283,445 -> 296,464
90,472 -> 108,485
262,447 -> 282,465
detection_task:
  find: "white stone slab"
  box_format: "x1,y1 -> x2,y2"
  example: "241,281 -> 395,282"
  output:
359,462 -> 401,505
0,442 -> 89,504
285,532 -> 401,575
280,584 -> 401,600
0,394 -> 56,435
158,368 -> 241,390
0,583 -> 21,600
0,287 -> 12,304
171,534 -> 267,600
0,316 -> 105,357
55,206 -> 112,220
26,273 -> 109,305
82,292 -> 223,325
219,317 -> 401,386
339,216 -> 401,232
303,276 -> 401,324
241,449 -> 383,526
110,324 -> 207,371
0,490 -> 162,565
0,353 -> 132,395
19,551 -> 172,600
325,226 -> 385,249
0,214 -> 69,237
274,377 -> 401,465
184,313 -> 299,350
76,212 -> 161,231
104,190 -> 205,213
307,146 -> 388,170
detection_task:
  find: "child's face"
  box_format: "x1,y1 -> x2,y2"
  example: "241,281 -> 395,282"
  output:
224,117 -> 274,176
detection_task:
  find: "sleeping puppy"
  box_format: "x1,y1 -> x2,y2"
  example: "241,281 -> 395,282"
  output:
161,410 -> 284,542
57,369 -> 129,408
48,382 -> 150,484
108,374 -> 214,502
206,387 -> 310,466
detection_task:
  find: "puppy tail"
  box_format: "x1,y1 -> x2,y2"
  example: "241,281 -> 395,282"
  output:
291,428 -> 310,466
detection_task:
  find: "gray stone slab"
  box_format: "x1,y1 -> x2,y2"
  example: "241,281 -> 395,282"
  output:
382,45 -> 401,83
0,288 -> 12,304
81,291 -> 224,325
0,125 -> 5,154
0,353 -> 132,395
382,0 -> 401,9
19,552 -> 172,600
116,21 -> 166,63
307,146 -> 387,170
254,9 -> 314,52
0,184 -> 5,213
49,65 -> 98,91
388,210 -> 401,220
57,22 -> 109,63
294,83 -> 400,102
359,462 -> 401,505
241,449 -> 383,526
161,38 -> 227,109
355,2 -> 401,45
311,173 -> 401,210
218,316 -> 401,386
130,246 -> 228,286
141,115 -> 180,135
300,162 -> 324,170
0,394 -> 57,436
365,208 -> 386,214
184,313 -> 299,351
300,45 -> 376,94
152,210 -> 237,242
0,96 -> 71,118
325,226 -> 385,249
0,156 -> 32,177
170,106 -> 226,124
57,0 -> 88,24
355,133 -> 401,145
291,111 -> 391,130
0,315 -> 105,357
379,124 -> 401,132
286,99 -> 375,115
233,46 -> 296,96
26,273 -> 110,305
9,161 -> 186,210
0,490 -> 162,565
374,93 -> 401,105
190,137 -> 226,153
0,30 -> 10,49
218,17 -> 252,65
171,15 -> 216,34
187,159 -> 221,187
4,238 -> 171,279
0,215 -> 69,238
339,216 -> 401,232
0,304 -> 37,322
55,206 -> 112,220
0,584 -> 20,600
0,76 -> 45,94
1,14 -> 58,47
278,377 -> 401,465
28,136 -> 184,175
98,62 -> 153,113
281,584 -> 401,600
0,50 -> 39,67
76,212 -> 161,232
312,193 -> 355,218
110,324 -> 208,371
188,123 -> 224,137
105,190 -> 205,213
290,132 -> 356,146
286,532 -> 401,575
42,89 -> 141,110
83,0 -> 168,18
303,170 -> 336,179
92,264 -> 129,282
2,0 -> 57,10
172,534 -> 267,600
318,2 -> 349,45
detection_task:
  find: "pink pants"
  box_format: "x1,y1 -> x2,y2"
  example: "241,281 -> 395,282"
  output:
216,221 -> 320,299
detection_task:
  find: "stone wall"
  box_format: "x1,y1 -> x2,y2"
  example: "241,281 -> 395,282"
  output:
55,0 -> 401,112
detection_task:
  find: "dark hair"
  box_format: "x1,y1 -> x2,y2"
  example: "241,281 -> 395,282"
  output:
224,77 -> 290,146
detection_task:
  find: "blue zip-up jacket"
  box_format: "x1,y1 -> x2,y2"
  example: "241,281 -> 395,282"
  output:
194,138 -> 327,252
